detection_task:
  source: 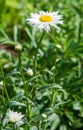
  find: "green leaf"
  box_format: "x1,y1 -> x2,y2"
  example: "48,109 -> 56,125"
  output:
60,124 -> 67,130
65,111 -> 74,122
30,126 -> 38,130
47,113 -> 60,130
73,101 -> 81,111
38,83 -> 62,92
9,101 -> 26,107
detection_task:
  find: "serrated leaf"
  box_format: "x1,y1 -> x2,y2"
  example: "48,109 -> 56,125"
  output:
38,83 -> 62,92
9,101 -> 26,107
30,126 -> 38,130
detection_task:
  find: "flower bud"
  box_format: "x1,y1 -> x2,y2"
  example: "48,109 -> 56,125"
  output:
15,44 -> 22,52
56,44 -> 62,50
0,81 -> 3,86
41,113 -> 47,118
27,68 -> 33,76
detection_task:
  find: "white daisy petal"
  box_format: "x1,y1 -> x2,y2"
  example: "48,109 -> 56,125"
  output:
26,11 -> 63,32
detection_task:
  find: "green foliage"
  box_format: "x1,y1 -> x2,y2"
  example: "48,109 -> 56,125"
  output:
0,0 -> 83,130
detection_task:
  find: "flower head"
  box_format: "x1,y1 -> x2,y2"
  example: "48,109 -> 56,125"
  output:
6,110 -> 24,123
26,11 -> 63,32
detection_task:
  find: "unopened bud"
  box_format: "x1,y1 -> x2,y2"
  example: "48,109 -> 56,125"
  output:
27,68 -> 33,76
56,44 -> 62,49
42,113 -> 47,118
15,44 -> 22,52
0,81 -> 3,86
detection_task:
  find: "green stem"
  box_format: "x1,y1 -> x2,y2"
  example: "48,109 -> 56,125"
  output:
18,53 -> 26,95
41,119 -> 46,130
13,124 -> 17,130
2,87 -> 5,104
18,53 -> 30,121
1,65 -> 10,102
26,98 -> 30,121
53,58 -> 56,83
34,31 -> 45,75
51,89 -> 57,107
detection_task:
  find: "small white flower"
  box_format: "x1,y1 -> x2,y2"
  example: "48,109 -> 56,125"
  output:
6,110 -> 24,123
27,68 -> 33,76
26,11 -> 63,32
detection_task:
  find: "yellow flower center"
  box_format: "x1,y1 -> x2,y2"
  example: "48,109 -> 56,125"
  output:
39,15 -> 52,22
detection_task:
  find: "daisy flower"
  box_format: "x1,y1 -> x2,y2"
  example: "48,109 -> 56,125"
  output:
26,11 -> 63,32
6,110 -> 24,123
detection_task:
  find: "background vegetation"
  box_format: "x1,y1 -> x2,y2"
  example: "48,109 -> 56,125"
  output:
0,0 -> 83,130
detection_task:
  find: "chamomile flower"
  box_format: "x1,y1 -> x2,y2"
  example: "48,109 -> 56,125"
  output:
6,110 -> 24,123
26,11 -> 63,32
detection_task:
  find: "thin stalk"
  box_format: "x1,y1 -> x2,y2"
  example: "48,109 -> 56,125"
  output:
12,124 -> 17,130
53,58 -> 56,83
41,119 -> 46,130
34,31 -> 45,75
18,53 -> 26,95
51,89 -> 56,107
25,124 -> 30,130
51,59 -> 57,107
2,87 -> 5,104
18,53 -> 30,122
26,98 -> 30,121
1,65 -> 10,102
